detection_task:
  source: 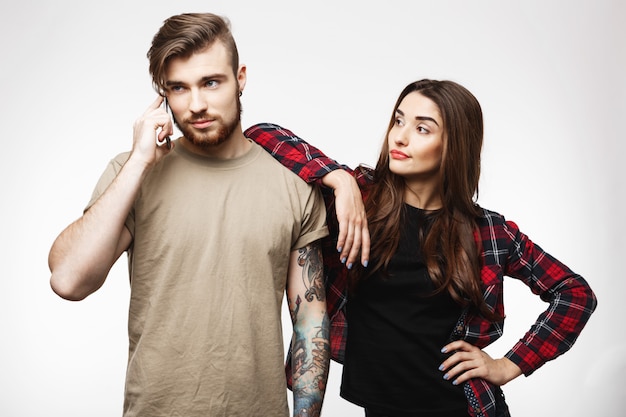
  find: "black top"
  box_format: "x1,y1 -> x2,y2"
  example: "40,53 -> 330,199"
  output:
341,204 -> 468,416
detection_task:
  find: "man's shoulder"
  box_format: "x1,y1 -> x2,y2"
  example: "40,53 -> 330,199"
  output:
251,142 -> 314,186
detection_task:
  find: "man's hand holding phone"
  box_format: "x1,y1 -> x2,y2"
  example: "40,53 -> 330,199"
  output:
130,96 -> 174,167
156,97 -> 172,150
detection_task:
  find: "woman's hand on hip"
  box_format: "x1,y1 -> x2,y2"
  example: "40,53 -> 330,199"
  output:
439,340 -> 523,386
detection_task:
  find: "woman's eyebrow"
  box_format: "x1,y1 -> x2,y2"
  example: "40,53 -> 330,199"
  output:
397,109 -> 439,126
416,116 -> 439,127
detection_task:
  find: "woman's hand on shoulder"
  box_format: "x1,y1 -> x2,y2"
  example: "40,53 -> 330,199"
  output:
322,170 -> 370,269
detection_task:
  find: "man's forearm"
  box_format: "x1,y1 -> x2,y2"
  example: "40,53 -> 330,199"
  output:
287,243 -> 331,416
48,156 -> 148,300
291,315 -> 330,417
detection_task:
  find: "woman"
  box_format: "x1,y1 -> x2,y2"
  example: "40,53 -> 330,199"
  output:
246,79 -> 597,417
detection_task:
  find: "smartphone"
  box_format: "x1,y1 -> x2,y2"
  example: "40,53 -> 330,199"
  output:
156,96 -> 172,149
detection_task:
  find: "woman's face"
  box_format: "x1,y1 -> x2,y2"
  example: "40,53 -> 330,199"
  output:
387,92 -> 444,192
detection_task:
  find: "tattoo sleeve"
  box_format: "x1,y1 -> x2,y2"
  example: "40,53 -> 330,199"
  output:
288,243 -> 330,417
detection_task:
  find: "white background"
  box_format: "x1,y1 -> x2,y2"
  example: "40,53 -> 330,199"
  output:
1,0 -> 623,416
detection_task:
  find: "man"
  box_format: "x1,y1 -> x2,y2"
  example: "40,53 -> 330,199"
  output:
48,13 -> 330,417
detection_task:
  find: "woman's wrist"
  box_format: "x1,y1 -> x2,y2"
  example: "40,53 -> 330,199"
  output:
321,169 -> 353,190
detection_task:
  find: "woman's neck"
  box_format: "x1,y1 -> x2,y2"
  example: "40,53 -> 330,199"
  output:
403,181 -> 442,210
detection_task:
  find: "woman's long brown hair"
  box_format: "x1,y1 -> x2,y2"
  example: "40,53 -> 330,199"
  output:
351,79 -> 499,321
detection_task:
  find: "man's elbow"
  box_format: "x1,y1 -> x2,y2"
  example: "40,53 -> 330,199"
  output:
49,271 -> 94,301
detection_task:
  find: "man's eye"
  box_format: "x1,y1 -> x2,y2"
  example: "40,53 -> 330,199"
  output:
205,80 -> 218,88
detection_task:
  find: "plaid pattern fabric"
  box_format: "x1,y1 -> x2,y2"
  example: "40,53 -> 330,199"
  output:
245,123 -> 597,417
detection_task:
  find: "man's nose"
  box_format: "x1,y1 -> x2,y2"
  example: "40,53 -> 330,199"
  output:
189,90 -> 208,114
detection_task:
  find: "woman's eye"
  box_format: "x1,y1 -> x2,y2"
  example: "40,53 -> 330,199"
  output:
417,126 -> 429,133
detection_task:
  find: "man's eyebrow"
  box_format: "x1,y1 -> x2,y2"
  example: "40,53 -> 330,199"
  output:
165,74 -> 227,87
396,109 -> 440,127
198,74 -> 227,83
165,80 -> 183,87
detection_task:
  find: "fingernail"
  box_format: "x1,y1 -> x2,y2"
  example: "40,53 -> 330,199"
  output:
452,380 -> 459,385
443,374 -> 449,380
440,347 -> 447,353
438,364 -> 444,371
337,247 -> 342,253
347,263 -> 353,270
341,257 -> 347,264
363,260 -> 369,268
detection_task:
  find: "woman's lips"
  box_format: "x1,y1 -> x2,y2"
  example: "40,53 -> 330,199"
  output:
390,150 -> 409,160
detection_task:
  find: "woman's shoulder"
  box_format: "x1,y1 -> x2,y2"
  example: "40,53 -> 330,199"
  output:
354,164 -> 374,179
475,205 -> 506,225
474,205 -> 523,237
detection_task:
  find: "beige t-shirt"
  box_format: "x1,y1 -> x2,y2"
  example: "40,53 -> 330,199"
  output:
88,140 -> 328,417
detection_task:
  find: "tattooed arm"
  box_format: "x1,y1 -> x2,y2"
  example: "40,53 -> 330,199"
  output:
287,242 -> 330,417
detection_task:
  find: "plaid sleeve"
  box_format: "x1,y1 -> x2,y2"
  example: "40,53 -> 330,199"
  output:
500,219 -> 598,375
244,123 -> 349,184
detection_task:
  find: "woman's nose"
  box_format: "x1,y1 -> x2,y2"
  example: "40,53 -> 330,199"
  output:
393,129 -> 408,146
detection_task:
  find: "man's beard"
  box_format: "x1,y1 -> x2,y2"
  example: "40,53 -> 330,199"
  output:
175,97 -> 242,149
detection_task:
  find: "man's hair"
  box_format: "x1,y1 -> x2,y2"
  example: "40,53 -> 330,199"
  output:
147,13 -> 240,94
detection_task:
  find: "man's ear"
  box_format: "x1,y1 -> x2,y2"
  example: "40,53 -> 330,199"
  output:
237,64 -> 247,93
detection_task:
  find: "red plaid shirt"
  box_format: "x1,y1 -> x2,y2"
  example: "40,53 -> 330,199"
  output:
245,123 -> 597,417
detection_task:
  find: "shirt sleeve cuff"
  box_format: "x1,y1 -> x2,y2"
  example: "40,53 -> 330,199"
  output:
505,341 -> 545,376
303,158 -> 345,184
